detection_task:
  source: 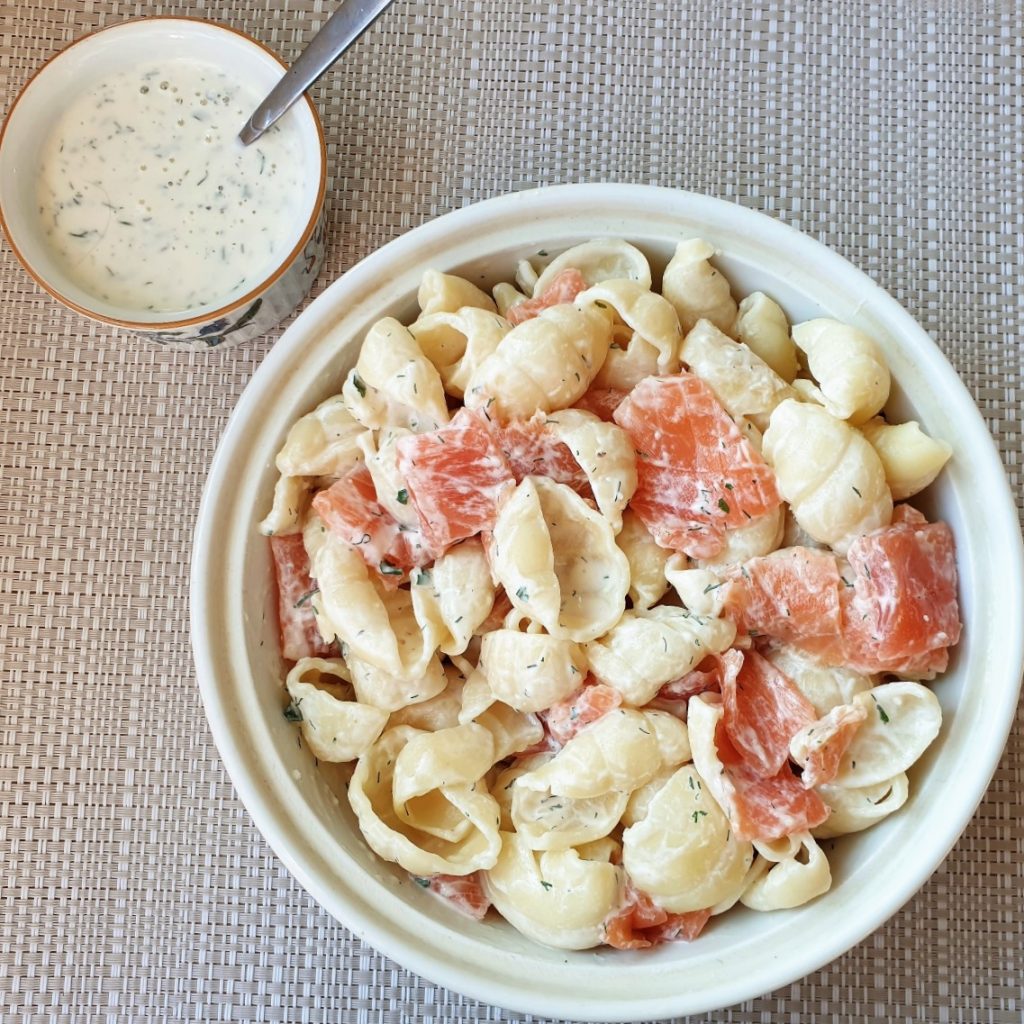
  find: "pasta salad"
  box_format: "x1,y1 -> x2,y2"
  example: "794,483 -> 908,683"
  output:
261,238 -> 960,950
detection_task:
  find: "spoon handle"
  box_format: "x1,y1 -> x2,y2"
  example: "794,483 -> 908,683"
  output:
239,0 -> 395,145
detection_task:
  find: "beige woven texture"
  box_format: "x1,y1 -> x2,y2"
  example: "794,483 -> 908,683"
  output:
1,1 -> 1022,1021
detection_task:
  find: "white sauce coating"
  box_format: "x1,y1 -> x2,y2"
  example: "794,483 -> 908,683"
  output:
36,59 -> 307,315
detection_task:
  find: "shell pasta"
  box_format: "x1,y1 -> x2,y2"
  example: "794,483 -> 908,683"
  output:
262,243 -> 961,951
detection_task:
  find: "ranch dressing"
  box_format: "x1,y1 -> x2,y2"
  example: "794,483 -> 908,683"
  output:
36,59 -> 307,316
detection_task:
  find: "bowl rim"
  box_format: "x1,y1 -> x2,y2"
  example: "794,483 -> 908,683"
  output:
0,16 -> 327,331
190,183 -> 1024,1020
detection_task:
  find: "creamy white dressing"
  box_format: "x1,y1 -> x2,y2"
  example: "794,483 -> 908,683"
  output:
36,59 -> 307,316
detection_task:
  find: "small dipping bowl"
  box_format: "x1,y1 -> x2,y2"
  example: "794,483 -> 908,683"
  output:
0,18 -> 327,349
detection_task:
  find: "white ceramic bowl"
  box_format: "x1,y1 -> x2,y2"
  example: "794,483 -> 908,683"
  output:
0,18 -> 326,348
191,185 -> 1024,1020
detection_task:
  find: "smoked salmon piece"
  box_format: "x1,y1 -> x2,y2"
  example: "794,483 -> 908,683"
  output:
604,882 -> 711,949
268,534 -> 335,661
721,649 -> 816,778
491,412 -> 592,494
312,464 -> 435,588
724,511 -> 961,677
613,374 -> 782,559
414,872 -> 491,921
842,513 -> 961,676
396,407 -> 515,552
573,386 -> 629,422
477,587 -> 514,635
722,547 -> 845,656
540,681 -> 623,746
644,908 -> 713,944
654,654 -> 729,714
790,703 -> 869,789
505,268 -> 588,326
892,504 -> 927,526
714,721 -> 830,841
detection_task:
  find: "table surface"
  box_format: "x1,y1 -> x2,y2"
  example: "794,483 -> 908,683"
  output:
1,2 -> 1022,1022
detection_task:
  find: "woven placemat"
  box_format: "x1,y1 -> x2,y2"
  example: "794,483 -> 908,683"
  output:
1,1 -> 1022,1021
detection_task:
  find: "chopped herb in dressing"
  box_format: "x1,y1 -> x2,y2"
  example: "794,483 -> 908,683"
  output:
36,58 -> 307,316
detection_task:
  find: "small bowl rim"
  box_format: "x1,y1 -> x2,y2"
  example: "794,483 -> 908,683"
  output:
190,184 -> 1024,1020
0,15 -> 327,331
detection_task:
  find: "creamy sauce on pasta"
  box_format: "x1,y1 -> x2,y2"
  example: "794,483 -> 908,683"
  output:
256,238 -> 963,952
36,59 -> 306,315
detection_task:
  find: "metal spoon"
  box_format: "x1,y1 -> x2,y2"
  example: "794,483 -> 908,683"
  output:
238,0 -> 396,145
